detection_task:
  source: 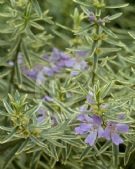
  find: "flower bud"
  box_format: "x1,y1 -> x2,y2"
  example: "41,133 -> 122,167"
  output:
89,12 -> 96,23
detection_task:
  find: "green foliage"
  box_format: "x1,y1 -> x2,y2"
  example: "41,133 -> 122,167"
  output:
0,0 -> 135,169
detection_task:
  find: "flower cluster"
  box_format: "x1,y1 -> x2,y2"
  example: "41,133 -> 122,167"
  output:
43,48 -> 88,76
10,48 -> 88,81
89,12 -> 110,26
75,114 -> 129,146
75,93 -> 129,146
75,114 -> 104,146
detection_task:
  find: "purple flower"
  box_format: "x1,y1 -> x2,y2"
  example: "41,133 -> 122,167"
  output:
75,123 -> 91,135
89,12 -> 96,23
76,50 -> 88,57
75,115 -> 104,146
70,71 -> 79,76
26,69 -> 38,78
64,58 -> 76,68
70,60 -> 88,76
43,54 -> 49,60
118,113 -> 126,120
60,52 -> 70,60
37,109 -> 46,123
43,95 -> 53,102
86,92 -> 95,104
80,106 -> 87,112
97,18 -> 104,25
50,48 -> 73,65
43,48 -> 76,76
104,122 -> 129,145
51,48 -> 61,62
22,65 -> 43,79
43,67 -> 54,76
77,114 -> 92,122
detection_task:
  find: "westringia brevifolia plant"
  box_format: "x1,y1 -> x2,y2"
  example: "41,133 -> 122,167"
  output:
0,0 -> 135,169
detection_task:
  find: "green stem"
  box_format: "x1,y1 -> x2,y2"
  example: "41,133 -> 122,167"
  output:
91,25 -> 100,85
92,53 -> 98,85
9,37 -> 21,93
112,144 -> 119,169
91,6 -> 103,85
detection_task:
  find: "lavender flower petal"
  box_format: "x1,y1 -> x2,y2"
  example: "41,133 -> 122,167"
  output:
76,50 -> 88,57
98,126 -> 104,138
37,109 -> 46,123
70,71 -> 79,76
77,114 -> 92,122
80,105 -> 87,112
43,96 -> 53,102
75,123 -> 91,135
111,133 -> 123,145
43,67 -> 54,76
104,127 -> 111,140
86,92 -> 94,104
92,115 -> 102,125
116,124 -> 129,133
85,132 -> 97,146
65,59 -> 76,67
118,113 -> 125,120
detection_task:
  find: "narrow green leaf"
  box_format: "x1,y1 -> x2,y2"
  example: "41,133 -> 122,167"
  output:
73,0 -> 90,7
128,32 -> 135,39
62,138 -> 82,147
43,147 -> 56,158
3,99 -> 13,114
56,23 -> 72,31
104,39 -> 125,47
49,145 -> 58,161
97,141 -> 111,156
26,102 -> 42,115
100,81 -> 113,98
32,0 -> 42,16
31,21 -> 44,31
109,12 -> 122,20
2,143 -> 21,169
80,146 -> 92,160
0,128 -> 17,144
31,136 -> 47,148
15,139 -> 29,155
124,143 -> 135,166
101,48 -> 121,54
8,36 -> 21,57
0,110 -> 10,116
30,151 -> 41,169
106,3 -> 129,9
102,26 -> 118,38
15,62 -> 22,86
0,126 -> 12,131
0,12 -> 12,17
121,57 -> 135,64
21,40 -> 31,68
39,161 -> 50,169
47,138 -> 66,148
90,42 -> 99,58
